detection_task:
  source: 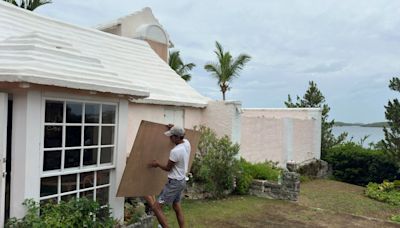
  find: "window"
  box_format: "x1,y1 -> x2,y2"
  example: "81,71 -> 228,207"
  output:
164,108 -> 184,127
40,99 -> 117,206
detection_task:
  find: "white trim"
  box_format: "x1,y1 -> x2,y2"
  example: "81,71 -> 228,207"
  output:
109,99 -> 128,220
10,90 -> 42,218
0,92 -> 8,226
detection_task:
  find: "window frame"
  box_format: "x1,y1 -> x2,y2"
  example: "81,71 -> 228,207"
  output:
39,97 -> 118,204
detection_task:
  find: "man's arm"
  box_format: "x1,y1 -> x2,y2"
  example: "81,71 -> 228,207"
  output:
149,159 -> 175,172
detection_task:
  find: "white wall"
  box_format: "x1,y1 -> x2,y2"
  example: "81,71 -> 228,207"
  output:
201,101 -> 242,144
240,108 -> 322,167
0,92 -> 7,226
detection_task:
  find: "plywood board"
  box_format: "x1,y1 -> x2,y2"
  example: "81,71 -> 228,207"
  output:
117,120 -> 200,197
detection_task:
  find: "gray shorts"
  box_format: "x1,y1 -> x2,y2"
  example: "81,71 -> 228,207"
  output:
158,178 -> 186,205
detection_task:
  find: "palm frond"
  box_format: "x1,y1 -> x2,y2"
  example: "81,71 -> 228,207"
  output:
204,41 -> 251,100
231,54 -> 251,78
168,50 -> 196,81
27,0 -> 51,10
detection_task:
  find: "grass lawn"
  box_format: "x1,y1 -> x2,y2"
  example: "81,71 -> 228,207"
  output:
161,179 -> 400,228
299,179 -> 400,220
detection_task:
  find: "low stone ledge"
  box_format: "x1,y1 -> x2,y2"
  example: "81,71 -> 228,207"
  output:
125,215 -> 154,228
249,170 -> 300,201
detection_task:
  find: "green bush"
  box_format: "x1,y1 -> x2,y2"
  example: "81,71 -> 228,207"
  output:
235,159 -> 281,195
191,126 -> 240,198
391,214 -> 400,223
324,142 -> 399,186
365,181 -> 400,206
124,198 -> 146,225
6,198 -> 116,228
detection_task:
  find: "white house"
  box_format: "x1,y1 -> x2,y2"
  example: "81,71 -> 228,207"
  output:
0,2 -> 214,224
0,2 -> 322,226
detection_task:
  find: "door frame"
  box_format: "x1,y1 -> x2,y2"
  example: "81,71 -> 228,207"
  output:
0,93 -> 8,226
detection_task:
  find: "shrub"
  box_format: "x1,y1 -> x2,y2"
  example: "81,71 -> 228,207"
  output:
6,198 -> 116,228
324,142 -> 399,186
191,126 -> 240,198
235,158 -> 281,195
365,181 -> 400,206
124,198 -> 146,225
391,215 -> 400,223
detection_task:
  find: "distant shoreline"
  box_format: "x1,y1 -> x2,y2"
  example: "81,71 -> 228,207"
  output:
334,121 -> 388,128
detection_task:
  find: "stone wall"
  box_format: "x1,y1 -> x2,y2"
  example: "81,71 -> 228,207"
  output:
125,215 -> 154,228
287,158 -> 331,178
249,171 -> 300,201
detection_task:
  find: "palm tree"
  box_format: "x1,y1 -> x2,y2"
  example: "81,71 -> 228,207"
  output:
204,41 -> 251,101
169,50 -> 196,82
3,0 -> 51,11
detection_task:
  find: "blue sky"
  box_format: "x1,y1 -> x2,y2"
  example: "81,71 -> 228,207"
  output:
35,0 -> 400,123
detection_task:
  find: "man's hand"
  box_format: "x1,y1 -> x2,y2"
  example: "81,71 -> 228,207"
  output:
149,160 -> 159,168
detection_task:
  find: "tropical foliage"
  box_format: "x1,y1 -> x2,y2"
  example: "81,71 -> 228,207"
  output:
191,125 -> 240,198
285,81 -> 347,158
204,41 -> 251,100
6,198 -> 116,227
3,0 -> 51,11
382,77 -> 400,162
365,180 -> 400,206
325,142 -> 399,186
235,159 -> 281,195
168,50 -> 196,81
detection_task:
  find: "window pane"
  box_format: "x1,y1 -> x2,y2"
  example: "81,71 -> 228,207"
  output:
66,102 -> 82,123
96,187 -> 109,206
43,150 -> 61,171
97,170 -> 110,186
102,105 -> 116,124
84,126 -> 98,146
64,149 -> 80,168
83,148 -> 97,166
85,104 -> 100,123
44,126 -> 62,148
61,193 -> 76,202
100,148 -> 113,164
101,126 -> 114,145
61,174 -> 77,193
80,172 -> 94,189
80,190 -> 94,200
40,176 -> 58,197
45,101 -> 63,123
66,126 -> 81,147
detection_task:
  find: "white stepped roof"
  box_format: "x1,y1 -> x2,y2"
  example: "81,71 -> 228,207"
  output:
0,2 -> 209,107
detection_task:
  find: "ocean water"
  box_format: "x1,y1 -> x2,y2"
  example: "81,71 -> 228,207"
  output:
332,126 -> 385,146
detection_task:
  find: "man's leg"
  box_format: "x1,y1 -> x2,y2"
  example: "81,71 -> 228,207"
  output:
172,202 -> 185,228
152,201 -> 169,228
143,195 -> 155,206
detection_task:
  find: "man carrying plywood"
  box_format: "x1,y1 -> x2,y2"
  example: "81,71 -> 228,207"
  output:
144,125 -> 190,228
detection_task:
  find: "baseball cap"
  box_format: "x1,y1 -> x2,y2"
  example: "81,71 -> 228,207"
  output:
164,126 -> 185,137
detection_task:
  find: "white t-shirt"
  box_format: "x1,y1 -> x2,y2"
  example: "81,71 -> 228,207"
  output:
168,139 -> 191,180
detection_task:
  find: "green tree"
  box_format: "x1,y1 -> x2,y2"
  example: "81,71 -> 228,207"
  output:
382,77 -> 400,162
204,41 -> 251,100
168,50 -> 196,82
285,81 -> 347,158
3,0 -> 51,11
